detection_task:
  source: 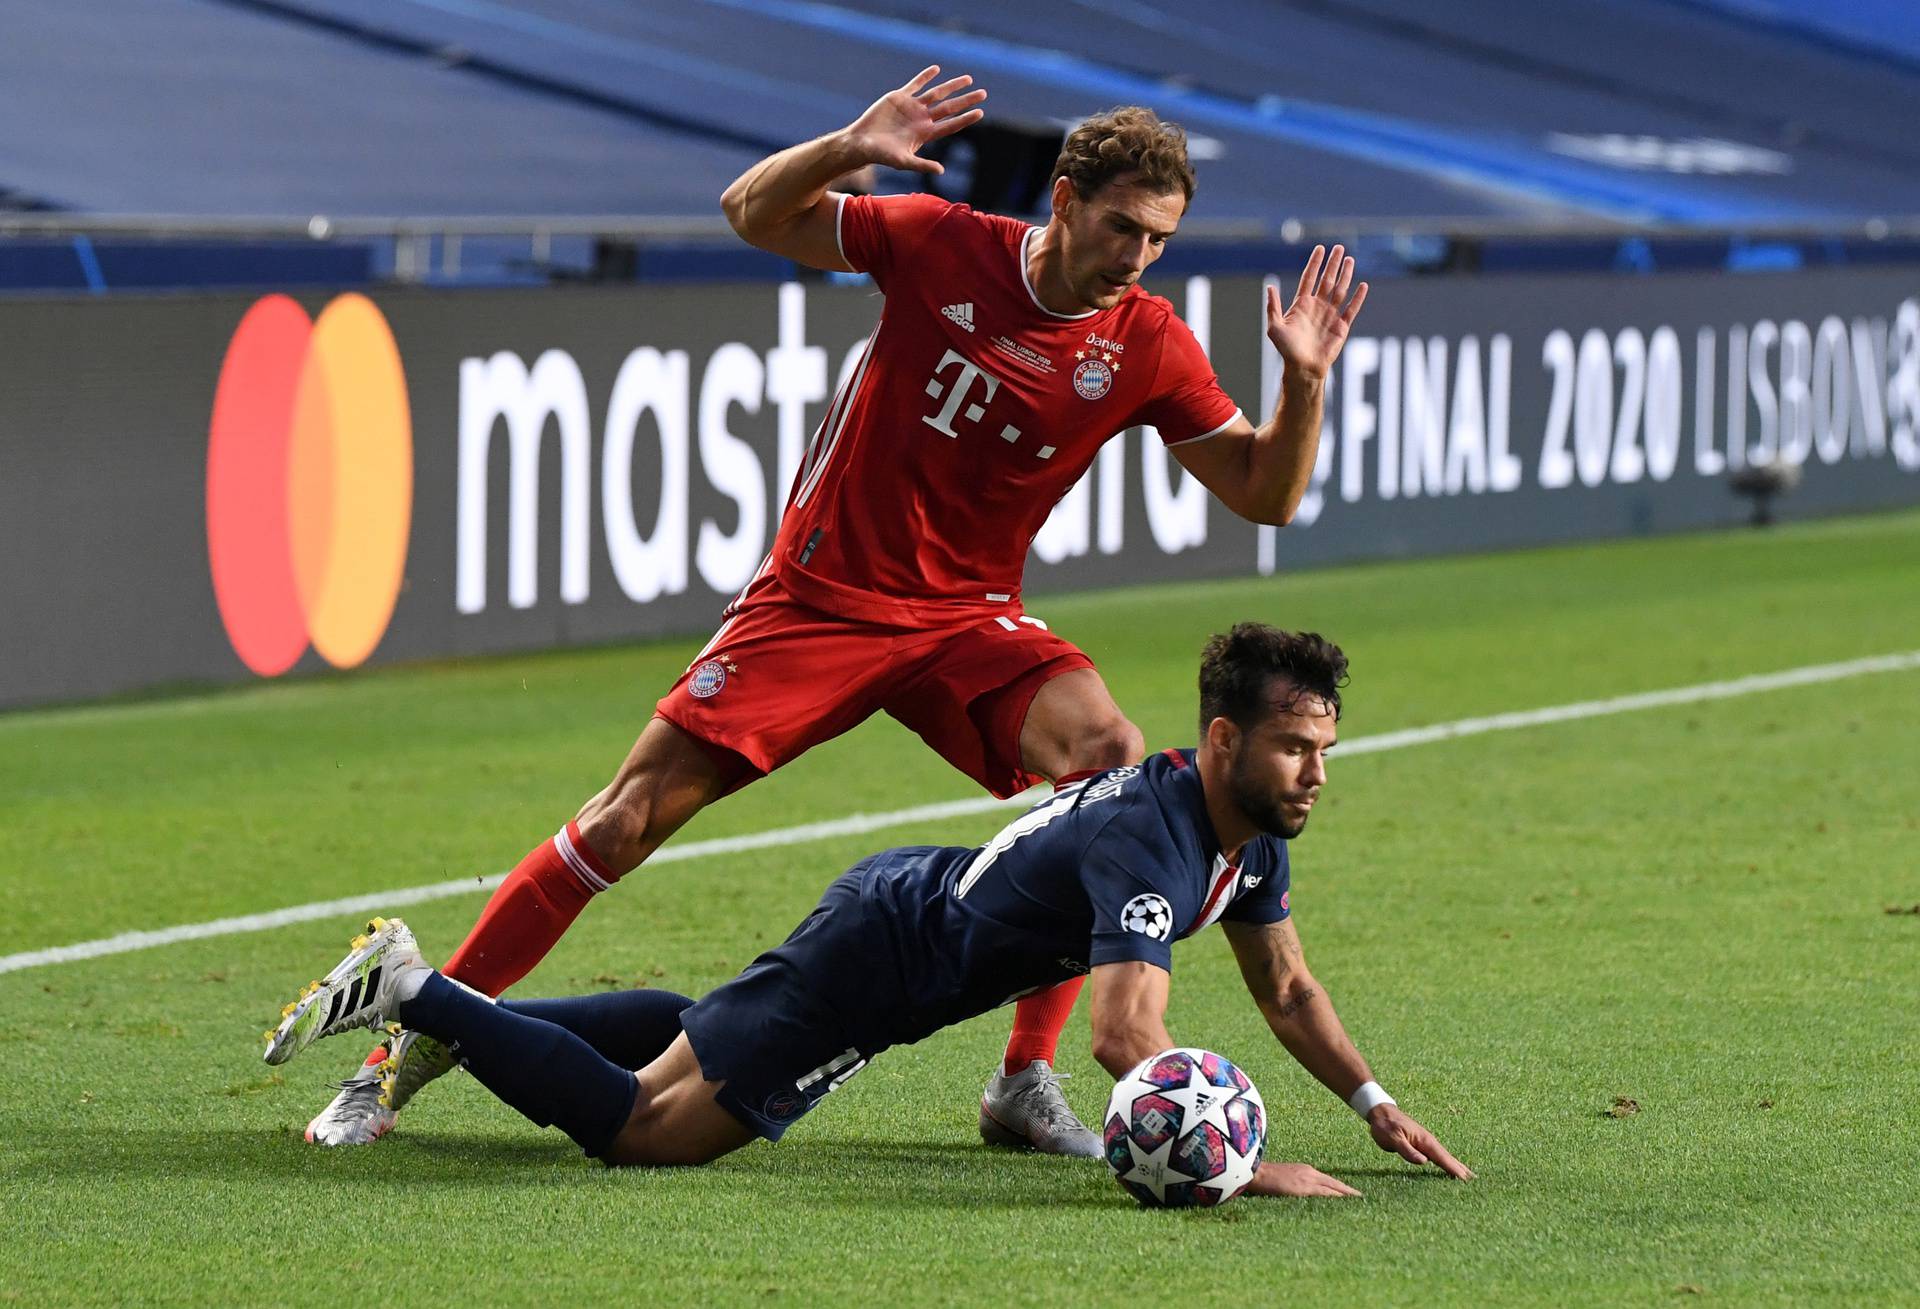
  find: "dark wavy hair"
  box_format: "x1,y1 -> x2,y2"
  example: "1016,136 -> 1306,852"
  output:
1050,106 -> 1196,204
1198,624 -> 1349,732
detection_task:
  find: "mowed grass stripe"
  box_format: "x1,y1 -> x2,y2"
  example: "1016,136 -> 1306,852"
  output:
6,647 -> 1914,978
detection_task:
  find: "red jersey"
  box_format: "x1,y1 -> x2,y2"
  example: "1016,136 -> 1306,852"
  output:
767,192 -> 1242,627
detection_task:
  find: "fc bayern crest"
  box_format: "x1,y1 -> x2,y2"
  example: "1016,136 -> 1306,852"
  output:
688,658 -> 729,698
1073,358 -> 1114,400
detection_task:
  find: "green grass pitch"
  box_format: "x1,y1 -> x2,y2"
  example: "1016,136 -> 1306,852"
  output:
3,510 -> 1917,1307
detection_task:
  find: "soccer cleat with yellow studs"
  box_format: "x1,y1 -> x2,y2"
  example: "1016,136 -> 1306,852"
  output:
262,916 -> 428,1067
375,1028 -> 457,1112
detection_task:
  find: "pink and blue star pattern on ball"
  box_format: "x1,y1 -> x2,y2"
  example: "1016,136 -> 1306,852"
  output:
1102,1047 -> 1267,1208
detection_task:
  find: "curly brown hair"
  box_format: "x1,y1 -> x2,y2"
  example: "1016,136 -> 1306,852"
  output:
1198,624 -> 1349,731
1050,106 -> 1196,204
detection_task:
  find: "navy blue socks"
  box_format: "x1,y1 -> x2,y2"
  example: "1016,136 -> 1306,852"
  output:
501,988 -> 695,1070
398,972 -> 694,1159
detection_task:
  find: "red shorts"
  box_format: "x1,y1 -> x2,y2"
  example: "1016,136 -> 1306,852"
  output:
655,575 -> 1094,799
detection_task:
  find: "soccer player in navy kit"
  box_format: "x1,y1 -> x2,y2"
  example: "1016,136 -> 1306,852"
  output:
266,627 -> 1471,1196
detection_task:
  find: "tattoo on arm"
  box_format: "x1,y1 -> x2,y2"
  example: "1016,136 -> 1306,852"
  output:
1273,921 -> 1304,961
1274,986 -> 1317,1021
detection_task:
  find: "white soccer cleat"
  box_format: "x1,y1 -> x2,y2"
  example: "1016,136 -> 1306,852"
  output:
375,1027 -> 456,1113
979,1059 -> 1103,1158
305,1044 -> 399,1146
263,916 -> 427,1066
302,1027 -> 453,1146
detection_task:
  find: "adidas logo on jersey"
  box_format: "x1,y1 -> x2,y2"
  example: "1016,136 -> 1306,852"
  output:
942,302 -> 976,332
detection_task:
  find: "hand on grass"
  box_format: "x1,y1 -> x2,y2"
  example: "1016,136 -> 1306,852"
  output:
1366,1104 -> 1474,1178
1247,1161 -> 1363,1198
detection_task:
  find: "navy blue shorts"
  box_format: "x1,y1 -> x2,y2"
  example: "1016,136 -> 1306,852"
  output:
680,865 -> 890,1141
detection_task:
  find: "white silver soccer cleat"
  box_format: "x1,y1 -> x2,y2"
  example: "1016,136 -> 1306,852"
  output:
302,1028 -> 453,1146
262,916 -> 427,1066
979,1059 -> 1103,1158
305,1045 -> 399,1146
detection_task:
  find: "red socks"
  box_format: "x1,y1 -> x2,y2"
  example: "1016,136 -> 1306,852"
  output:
441,822 -> 619,997
1004,975 -> 1086,1075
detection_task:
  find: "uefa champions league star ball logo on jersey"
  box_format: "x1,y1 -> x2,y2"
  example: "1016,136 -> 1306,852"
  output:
1072,357 -> 1114,400
1120,893 -> 1173,940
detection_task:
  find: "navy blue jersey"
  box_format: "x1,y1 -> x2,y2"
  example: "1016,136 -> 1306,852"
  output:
842,748 -> 1292,1050
681,748 -> 1294,1139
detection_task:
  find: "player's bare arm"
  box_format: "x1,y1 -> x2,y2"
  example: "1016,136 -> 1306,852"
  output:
720,66 -> 987,271
1171,243 -> 1369,525
1087,960 -> 1174,1076
1224,916 -> 1474,1180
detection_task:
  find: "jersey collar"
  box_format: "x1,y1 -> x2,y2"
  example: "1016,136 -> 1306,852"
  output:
1188,852 -> 1243,936
1161,747 -> 1224,866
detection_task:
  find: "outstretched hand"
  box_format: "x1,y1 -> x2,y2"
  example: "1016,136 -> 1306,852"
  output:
845,66 -> 988,175
1366,1104 -> 1474,1179
1247,1161 -> 1363,1198
1266,243 -> 1368,381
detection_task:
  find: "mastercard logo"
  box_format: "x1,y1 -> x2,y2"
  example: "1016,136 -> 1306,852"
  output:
207,294 -> 412,677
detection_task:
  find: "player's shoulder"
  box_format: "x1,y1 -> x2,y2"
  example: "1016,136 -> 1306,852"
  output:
1240,833 -> 1291,877
939,202 -> 1031,260
1083,751 -> 1205,850
1112,282 -> 1184,330
1108,285 -> 1206,369
862,192 -> 1016,238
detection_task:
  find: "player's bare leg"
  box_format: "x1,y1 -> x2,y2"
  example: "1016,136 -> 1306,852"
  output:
1016,668 -> 1145,781
571,716 -> 737,872
440,718 -> 732,994
980,667 -> 1144,1157
309,718 -> 733,1145
601,1033 -> 757,1167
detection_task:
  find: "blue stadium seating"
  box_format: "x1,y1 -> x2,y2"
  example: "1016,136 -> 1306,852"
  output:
9,0 -> 1920,223
4,0 -> 1918,289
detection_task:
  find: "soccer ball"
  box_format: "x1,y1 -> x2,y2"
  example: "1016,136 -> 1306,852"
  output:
1102,1047 -> 1266,1207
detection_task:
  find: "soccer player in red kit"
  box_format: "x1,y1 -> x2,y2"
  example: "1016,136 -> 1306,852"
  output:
304,66 -> 1369,1153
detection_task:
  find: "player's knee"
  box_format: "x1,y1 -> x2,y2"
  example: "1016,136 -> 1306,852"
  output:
1065,713 -> 1144,772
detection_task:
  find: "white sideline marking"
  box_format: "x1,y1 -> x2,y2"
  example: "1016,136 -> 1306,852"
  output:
3,649 -> 1915,977
1334,649 -> 1920,755
0,794 -> 1030,977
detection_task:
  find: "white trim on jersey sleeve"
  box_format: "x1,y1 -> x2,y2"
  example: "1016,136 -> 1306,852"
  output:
1018,227 -> 1099,320
833,191 -> 852,270
1162,408 -> 1245,448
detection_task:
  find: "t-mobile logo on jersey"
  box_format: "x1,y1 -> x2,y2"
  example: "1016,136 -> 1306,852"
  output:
920,349 -> 1056,459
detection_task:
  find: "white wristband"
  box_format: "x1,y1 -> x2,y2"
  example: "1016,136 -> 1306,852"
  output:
1348,1080 -> 1396,1117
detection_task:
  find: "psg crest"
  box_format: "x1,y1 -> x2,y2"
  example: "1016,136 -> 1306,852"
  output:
1073,358 -> 1113,400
